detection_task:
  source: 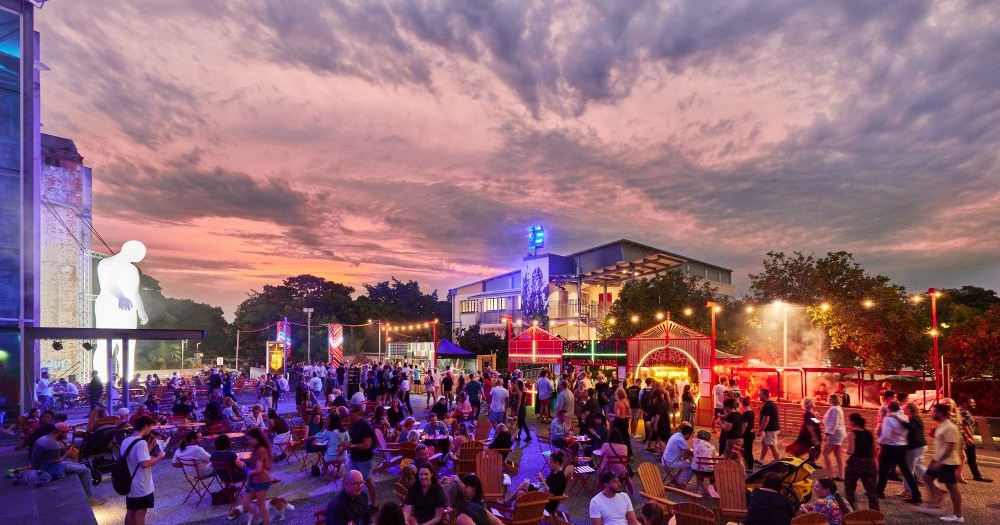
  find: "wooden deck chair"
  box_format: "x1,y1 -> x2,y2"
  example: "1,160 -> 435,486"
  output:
475,419 -> 493,442
456,441 -> 484,476
637,462 -> 674,509
375,427 -> 401,453
478,449 -> 506,501
487,491 -> 549,525
393,481 -> 409,503
791,513 -> 830,525
842,509 -> 886,525
178,459 -> 216,506
711,458 -> 747,522
374,428 -> 403,472
672,502 -> 715,525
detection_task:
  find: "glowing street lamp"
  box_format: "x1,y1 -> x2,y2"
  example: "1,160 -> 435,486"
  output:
928,287 -> 942,402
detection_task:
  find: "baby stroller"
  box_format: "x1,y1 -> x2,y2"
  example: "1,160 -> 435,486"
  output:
79,425 -> 129,485
745,446 -> 820,506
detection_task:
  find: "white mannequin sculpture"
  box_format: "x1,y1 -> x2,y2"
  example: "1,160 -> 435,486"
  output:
93,240 -> 149,383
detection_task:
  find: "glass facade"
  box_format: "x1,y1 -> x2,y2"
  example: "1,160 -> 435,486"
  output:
0,4 -> 21,413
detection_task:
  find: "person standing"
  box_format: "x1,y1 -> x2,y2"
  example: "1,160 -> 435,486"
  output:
536,371 -> 553,423
719,398 -> 743,460
822,393 -> 846,481
626,378 -> 642,438
36,371 -> 53,412
488,378 -> 509,429
465,373 -> 482,421
875,401 -> 921,504
756,389 -> 780,464
339,404 -> 378,508
681,383 -> 697,428
513,379 -> 532,442
740,396 -> 756,469
611,388 -> 632,457
958,396 -> 993,483
843,413 -> 878,511
712,377 -> 728,434
916,404 -> 964,523
554,380 -> 575,422
88,370 -> 106,411
121,416 -> 167,525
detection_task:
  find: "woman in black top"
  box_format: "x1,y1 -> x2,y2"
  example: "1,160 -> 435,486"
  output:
504,451 -> 568,513
901,402 -> 927,501
843,412 -> 878,511
387,397 -> 405,429
404,466 -> 446,525
447,474 -> 502,525
513,379 -> 532,442
489,424 -> 514,460
786,397 -> 821,458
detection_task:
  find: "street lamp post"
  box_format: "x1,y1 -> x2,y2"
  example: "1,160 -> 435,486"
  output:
928,287 -> 941,403
303,307 -> 314,363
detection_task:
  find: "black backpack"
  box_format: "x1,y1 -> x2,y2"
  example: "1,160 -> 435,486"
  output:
112,438 -> 143,495
640,387 -> 654,414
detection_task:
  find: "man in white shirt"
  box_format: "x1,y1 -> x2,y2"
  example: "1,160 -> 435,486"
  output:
712,376 -> 728,434
662,422 -> 694,486
589,470 -> 640,525
121,416 -> 167,525
554,380 -> 575,417
36,371 -> 53,411
875,400 -> 921,503
489,379 -> 509,428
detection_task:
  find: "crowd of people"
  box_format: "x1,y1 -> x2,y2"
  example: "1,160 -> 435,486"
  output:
10,362 -> 996,525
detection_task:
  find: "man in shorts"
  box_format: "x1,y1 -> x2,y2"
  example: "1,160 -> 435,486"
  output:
339,404 -> 378,508
488,378 -> 509,428
121,416 -> 167,525
917,403 -> 964,522
536,370 -> 553,423
757,389 -> 780,464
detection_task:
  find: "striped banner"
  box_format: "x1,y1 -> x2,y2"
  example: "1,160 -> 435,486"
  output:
328,323 -> 344,365
276,317 -> 292,357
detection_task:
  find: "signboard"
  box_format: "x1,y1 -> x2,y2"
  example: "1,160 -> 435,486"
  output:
266,341 -> 286,376
216,357 -> 224,366
328,324 -> 344,365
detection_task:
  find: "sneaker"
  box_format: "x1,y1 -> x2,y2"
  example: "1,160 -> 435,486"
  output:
939,515 -> 965,523
89,498 -> 106,507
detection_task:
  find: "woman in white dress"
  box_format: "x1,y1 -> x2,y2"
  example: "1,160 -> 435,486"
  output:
822,393 -> 846,480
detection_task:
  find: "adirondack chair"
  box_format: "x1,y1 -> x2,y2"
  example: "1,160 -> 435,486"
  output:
374,428 -> 403,472
672,502 -> 715,525
487,491 -> 549,525
791,513 -> 830,525
456,440 -> 485,476
475,419 -> 493,442
637,461 -> 675,508
478,449 -> 506,501
842,509 -> 886,525
393,481 -> 408,503
710,458 -> 748,522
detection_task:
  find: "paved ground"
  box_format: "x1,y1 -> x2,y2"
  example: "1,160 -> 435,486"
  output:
2,393 -> 998,525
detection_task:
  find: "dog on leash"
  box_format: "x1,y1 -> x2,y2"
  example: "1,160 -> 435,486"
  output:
228,498 -> 295,525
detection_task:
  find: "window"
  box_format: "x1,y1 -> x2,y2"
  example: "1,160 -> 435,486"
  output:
460,300 -> 479,314
484,297 -> 507,311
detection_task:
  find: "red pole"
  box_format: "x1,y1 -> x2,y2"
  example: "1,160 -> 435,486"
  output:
929,288 -> 940,403
432,321 -> 438,369
707,302 -> 718,390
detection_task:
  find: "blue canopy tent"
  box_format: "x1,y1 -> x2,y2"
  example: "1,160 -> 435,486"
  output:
436,339 -> 475,358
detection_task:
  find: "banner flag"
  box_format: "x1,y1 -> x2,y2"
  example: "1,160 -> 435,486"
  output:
276,317 -> 293,358
328,323 -> 344,365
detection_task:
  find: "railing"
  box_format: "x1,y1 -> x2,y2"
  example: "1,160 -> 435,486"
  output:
548,301 -> 612,320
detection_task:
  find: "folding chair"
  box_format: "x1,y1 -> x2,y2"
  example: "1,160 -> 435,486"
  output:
568,463 -> 597,496
211,460 -> 247,511
178,459 -> 216,506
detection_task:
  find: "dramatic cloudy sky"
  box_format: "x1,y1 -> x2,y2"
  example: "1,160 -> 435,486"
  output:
36,1 -> 1000,316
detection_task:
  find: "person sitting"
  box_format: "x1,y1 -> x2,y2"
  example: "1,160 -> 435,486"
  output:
403,466 -> 447,525
449,424 -> 471,460
430,396 -> 449,421
221,397 -> 243,431
399,417 -> 420,445
424,413 -> 449,457
63,380 -> 80,408
305,412 -> 327,453
376,502 -> 406,525
743,472 -> 796,525
550,409 -> 575,450
209,434 -> 246,483
387,397 -> 405,429
330,389 -> 348,408
30,422 -> 104,506
584,412 -> 609,456
490,423 -> 514,459
268,409 -> 292,460
325,469 -> 373,525
503,451 -> 569,513
445,473 -> 503,525
451,391 -> 472,423
797,477 -> 851,525
242,404 -> 266,430
129,404 -> 151,426
172,395 -> 195,420
690,430 -> 718,496
596,429 -> 630,479
661,422 -> 695,487
172,430 -> 214,477
26,409 -> 56,458
143,394 -> 158,414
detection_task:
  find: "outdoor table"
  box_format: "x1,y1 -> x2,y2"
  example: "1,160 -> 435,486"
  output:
152,424 -> 175,431
223,432 -> 245,439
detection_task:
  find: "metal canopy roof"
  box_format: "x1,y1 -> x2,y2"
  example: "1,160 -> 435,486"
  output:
573,252 -> 688,285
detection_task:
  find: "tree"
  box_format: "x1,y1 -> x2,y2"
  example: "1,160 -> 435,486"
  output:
354,277 -> 452,353
748,251 -> 924,369
942,306 -> 1000,379
602,270 -> 724,339
134,274 -> 229,369
454,324 -> 505,356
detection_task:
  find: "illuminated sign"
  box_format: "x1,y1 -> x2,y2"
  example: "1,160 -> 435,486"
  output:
527,225 -> 545,250
266,341 -> 285,376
